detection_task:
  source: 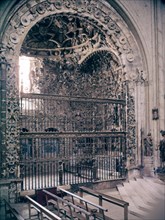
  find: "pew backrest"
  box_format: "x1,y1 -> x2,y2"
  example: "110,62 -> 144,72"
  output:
26,195 -> 61,220
57,187 -> 108,213
43,189 -> 92,219
79,186 -> 129,220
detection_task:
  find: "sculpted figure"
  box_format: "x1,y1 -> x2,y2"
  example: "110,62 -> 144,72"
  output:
159,131 -> 165,167
144,132 -> 153,156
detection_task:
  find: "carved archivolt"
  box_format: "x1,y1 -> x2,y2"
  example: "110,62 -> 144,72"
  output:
0,0 -> 144,178
3,0 -> 136,62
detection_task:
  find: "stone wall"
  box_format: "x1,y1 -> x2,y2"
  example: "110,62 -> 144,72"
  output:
116,0 -> 165,167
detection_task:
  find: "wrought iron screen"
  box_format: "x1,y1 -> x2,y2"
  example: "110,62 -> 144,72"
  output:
19,13 -> 128,190
20,93 -> 126,190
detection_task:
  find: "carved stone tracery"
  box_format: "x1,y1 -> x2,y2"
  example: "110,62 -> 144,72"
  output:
0,0 -> 144,178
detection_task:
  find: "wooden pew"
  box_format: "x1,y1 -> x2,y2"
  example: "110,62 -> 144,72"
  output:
79,186 -> 129,220
26,195 -> 61,220
43,189 -> 92,220
57,187 -> 110,220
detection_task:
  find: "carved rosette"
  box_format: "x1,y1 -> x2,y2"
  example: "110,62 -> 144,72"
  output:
0,0 -> 142,178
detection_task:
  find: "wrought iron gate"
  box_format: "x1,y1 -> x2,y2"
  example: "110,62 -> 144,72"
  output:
20,93 -> 126,190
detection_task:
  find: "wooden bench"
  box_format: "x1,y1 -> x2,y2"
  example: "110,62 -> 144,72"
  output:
57,187 -> 109,220
48,199 -> 88,220
43,189 -> 92,220
79,186 -> 129,220
26,195 -> 61,220
63,195 -> 95,211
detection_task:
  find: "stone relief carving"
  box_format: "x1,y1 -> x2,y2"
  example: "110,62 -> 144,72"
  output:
134,68 -> 148,86
0,0 -> 144,178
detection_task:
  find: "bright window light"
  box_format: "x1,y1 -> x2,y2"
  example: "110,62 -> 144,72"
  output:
19,56 -> 31,93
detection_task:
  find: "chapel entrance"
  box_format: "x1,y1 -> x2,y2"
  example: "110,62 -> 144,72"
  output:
19,13 -> 127,190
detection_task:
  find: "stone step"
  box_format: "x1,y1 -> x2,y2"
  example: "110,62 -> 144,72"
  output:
122,182 -> 152,212
143,177 -> 165,194
117,177 -> 165,219
153,177 -> 165,185
116,184 -> 147,218
135,178 -> 164,200
128,180 -> 156,206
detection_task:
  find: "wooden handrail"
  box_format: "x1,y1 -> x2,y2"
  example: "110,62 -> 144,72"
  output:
4,199 -> 24,220
79,186 -> 129,220
25,195 -> 61,220
43,189 -> 92,217
80,186 -> 128,206
57,187 -> 108,212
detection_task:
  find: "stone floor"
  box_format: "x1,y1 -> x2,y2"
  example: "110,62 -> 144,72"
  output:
0,176 -> 164,220
115,177 -> 165,220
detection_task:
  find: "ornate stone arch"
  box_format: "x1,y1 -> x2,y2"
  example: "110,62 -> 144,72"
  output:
0,0 -> 147,178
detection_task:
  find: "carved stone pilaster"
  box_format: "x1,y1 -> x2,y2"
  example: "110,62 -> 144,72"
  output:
0,47 -> 20,178
0,45 -> 8,178
123,81 -> 136,166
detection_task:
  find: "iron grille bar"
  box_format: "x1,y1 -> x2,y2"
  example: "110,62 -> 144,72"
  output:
20,132 -> 127,138
20,92 -> 126,104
